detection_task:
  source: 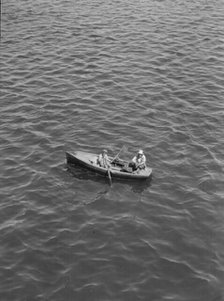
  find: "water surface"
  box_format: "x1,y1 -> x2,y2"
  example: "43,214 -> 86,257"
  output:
1,0 -> 224,300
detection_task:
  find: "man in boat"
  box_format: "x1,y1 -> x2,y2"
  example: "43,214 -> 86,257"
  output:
97,149 -> 111,168
129,149 -> 146,171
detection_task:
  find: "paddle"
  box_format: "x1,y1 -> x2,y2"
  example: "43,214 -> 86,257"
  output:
111,145 -> 125,164
107,167 -> 112,186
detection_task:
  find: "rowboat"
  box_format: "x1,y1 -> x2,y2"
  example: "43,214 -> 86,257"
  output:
66,151 -> 152,180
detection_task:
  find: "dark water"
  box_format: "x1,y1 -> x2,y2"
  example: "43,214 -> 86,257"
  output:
1,0 -> 224,300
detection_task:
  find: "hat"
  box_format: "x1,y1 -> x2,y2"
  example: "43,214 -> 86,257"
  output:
103,149 -> 107,153
138,149 -> 143,155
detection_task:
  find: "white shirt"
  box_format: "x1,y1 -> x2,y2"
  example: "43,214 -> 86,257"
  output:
132,154 -> 146,166
98,153 -> 110,168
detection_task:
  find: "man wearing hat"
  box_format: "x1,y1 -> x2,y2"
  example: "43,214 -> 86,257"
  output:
97,149 -> 111,168
130,149 -> 146,171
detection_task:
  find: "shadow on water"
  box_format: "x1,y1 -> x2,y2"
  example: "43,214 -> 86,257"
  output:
66,163 -> 152,193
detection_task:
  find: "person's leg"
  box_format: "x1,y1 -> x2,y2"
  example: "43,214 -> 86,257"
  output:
129,162 -> 137,171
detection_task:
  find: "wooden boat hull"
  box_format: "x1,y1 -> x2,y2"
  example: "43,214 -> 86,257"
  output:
66,151 -> 152,180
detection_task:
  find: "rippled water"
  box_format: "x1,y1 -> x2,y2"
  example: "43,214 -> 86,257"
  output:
1,0 -> 224,300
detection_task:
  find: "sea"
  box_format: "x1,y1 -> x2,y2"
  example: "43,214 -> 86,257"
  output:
0,0 -> 224,300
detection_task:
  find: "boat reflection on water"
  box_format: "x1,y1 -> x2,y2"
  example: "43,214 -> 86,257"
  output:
66,163 -> 152,194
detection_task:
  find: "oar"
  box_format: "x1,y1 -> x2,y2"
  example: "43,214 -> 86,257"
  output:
111,145 -> 125,163
107,167 -> 112,186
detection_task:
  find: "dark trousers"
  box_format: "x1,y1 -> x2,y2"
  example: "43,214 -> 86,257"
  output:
128,162 -> 145,171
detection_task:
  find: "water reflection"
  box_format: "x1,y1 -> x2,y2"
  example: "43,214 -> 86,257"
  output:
66,163 -> 152,193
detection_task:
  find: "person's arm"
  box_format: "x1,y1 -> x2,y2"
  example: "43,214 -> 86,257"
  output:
106,154 -> 111,163
105,155 -> 111,167
132,156 -> 137,163
138,155 -> 146,168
